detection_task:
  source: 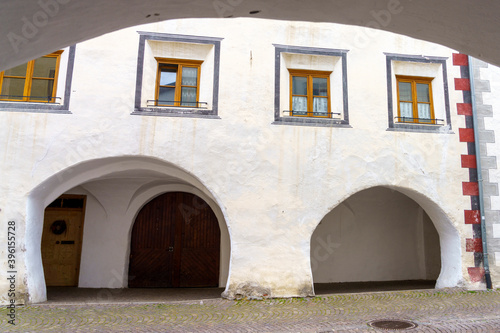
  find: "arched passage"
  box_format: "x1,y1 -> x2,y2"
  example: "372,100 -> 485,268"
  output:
26,156 -> 231,303
310,186 -> 461,292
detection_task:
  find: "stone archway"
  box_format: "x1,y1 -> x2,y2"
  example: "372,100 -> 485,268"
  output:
310,186 -> 461,292
26,156 -> 231,303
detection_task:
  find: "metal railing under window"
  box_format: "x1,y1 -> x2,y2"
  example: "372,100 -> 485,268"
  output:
147,100 -> 208,108
284,110 -> 342,118
395,116 -> 444,125
0,95 -> 61,103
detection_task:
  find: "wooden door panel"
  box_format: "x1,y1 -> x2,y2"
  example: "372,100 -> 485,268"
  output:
41,200 -> 85,287
129,193 -> 176,287
128,249 -> 173,287
130,193 -> 176,249
128,192 -> 221,288
180,249 -> 219,287
179,192 -> 220,287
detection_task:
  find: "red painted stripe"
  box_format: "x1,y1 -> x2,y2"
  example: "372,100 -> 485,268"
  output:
455,78 -> 471,91
467,267 -> 485,283
464,210 -> 481,224
461,155 -> 477,168
457,103 -> 473,116
466,238 -> 483,252
463,182 -> 479,196
453,53 -> 469,66
459,128 -> 475,142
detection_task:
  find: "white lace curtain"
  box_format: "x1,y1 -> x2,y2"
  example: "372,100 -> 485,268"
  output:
313,98 -> 327,113
292,96 -> 307,113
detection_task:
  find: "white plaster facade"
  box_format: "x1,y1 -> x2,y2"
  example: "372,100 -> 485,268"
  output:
1,18 -> 498,304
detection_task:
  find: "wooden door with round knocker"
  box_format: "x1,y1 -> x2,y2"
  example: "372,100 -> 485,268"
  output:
41,195 -> 86,287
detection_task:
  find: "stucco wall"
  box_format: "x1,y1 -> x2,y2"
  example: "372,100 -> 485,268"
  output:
0,18 -> 476,303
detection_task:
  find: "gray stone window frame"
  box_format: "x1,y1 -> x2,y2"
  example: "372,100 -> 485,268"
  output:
272,44 -> 350,128
386,53 -> 452,133
0,45 -> 76,114
132,32 -> 222,119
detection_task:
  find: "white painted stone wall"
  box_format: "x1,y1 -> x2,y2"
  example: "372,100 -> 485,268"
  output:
0,18 -> 480,304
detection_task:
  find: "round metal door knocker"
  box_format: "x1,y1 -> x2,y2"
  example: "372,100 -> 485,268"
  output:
50,220 -> 67,235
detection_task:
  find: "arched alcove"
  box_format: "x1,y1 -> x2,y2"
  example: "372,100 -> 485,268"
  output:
310,186 -> 461,293
26,156 -> 231,303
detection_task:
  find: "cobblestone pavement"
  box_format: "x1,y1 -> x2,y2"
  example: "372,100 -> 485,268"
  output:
1,289 -> 499,332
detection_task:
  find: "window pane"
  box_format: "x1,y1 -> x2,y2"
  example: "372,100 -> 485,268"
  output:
292,76 -> 307,95
313,97 -> 328,113
398,81 -> 412,101
416,83 -> 430,102
30,79 -> 54,101
418,103 -> 431,120
181,87 -> 197,106
292,96 -> 307,114
4,63 -> 28,77
159,67 -> 177,86
1,77 -> 25,98
181,67 -> 198,86
313,78 -> 327,96
32,57 -> 57,78
158,87 -> 175,104
399,102 -> 413,120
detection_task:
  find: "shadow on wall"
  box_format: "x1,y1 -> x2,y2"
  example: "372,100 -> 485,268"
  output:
311,187 -> 441,286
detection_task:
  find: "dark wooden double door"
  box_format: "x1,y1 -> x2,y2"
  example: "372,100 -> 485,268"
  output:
128,192 -> 220,288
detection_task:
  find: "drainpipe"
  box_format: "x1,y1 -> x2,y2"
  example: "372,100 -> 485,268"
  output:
468,55 -> 493,289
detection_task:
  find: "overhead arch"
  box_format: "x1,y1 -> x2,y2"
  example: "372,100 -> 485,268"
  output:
1,1 -> 500,72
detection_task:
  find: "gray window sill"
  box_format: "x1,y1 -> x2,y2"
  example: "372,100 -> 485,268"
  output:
273,116 -> 351,128
0,102 -> 71,114
387,123 -> 454,134
132,108 -> 220,119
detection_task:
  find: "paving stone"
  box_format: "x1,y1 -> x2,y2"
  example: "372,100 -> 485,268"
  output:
0,289 -> 499,332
